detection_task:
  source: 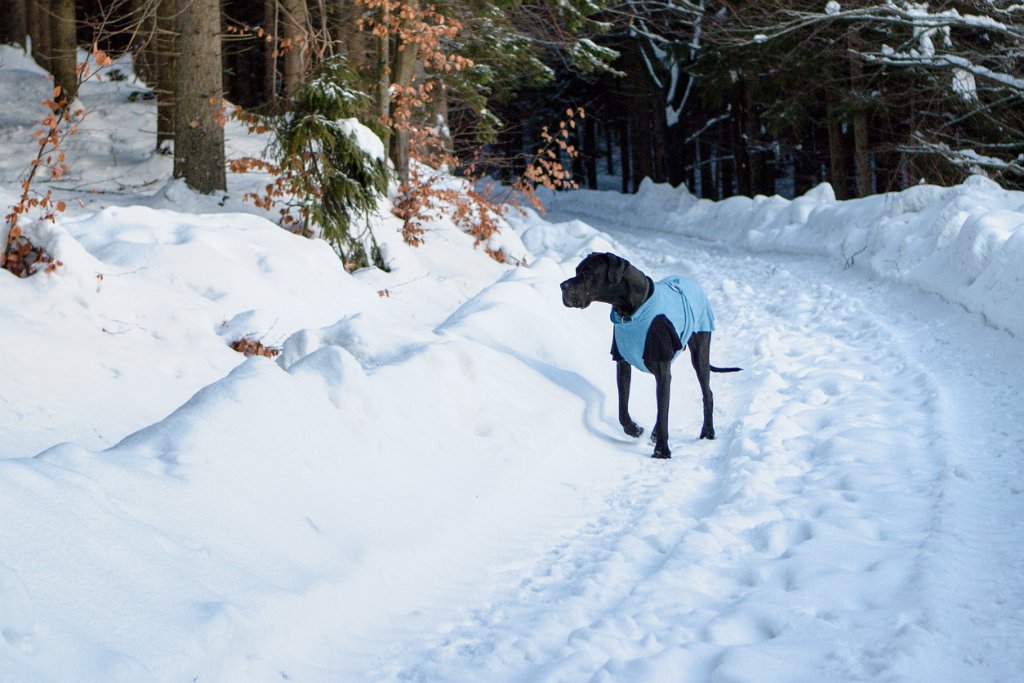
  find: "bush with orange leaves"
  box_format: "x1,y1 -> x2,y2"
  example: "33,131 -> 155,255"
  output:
393,108 -> 587,263
511,107 -> 586,213
392,162 -> 504,255
3,45 -> 113,278
230,336 -> 281,358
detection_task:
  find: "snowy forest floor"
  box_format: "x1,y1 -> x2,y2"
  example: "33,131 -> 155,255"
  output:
5,197 -> 1018,682
357,210 -> 1024,683
2,44 -> 1023,682
461,205 -> 1024,683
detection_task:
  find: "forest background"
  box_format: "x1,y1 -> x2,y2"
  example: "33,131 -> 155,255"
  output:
2,0 -> 1023,253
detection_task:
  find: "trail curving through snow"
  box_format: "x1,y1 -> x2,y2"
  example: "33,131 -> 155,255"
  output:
384,215 -> 1024,682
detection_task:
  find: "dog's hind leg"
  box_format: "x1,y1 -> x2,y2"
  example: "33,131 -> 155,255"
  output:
688,331 -> 715,440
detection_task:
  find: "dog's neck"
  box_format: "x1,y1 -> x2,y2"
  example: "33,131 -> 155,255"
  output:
609,267 -> 653,320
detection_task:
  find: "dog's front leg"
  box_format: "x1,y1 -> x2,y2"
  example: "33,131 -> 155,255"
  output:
616,360 -> 644,438
650,360 -> 672,458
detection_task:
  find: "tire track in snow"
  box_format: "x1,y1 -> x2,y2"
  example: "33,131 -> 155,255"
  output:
387,229 -> 965,681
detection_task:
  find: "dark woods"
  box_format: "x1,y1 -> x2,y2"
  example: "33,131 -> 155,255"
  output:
498,1 -> 1024,199
2,0 -> 1022,202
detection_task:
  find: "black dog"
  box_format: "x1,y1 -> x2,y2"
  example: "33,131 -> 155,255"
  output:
560,252 -> 739,459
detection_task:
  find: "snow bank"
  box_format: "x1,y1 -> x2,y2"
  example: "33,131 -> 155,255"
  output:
0,52 -> 633,673
0,237 -> 634,681
0,205 -> 384,457
541,175 -> 1024,336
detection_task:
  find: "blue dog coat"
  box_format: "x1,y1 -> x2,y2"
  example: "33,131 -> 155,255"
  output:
611,276 -> 715,372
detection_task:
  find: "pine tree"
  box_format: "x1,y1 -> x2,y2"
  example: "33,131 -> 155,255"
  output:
271,56 -> 390,268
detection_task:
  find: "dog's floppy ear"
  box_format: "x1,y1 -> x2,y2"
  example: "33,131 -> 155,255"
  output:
603,253 -> 631,284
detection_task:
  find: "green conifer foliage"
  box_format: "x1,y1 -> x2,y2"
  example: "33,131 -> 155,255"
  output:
273,56 -> 390,270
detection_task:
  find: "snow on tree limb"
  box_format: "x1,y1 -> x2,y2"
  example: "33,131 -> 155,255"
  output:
867,50 -> 1024,94
898,138 -> 1024,176
725,2 -> 1024,48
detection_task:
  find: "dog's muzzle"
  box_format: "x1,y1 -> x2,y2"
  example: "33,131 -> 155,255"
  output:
560,279 -> 589,308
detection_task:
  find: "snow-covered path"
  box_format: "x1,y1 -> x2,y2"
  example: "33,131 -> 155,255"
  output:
3,197 -> 1022,681
382,215 -> 1024,682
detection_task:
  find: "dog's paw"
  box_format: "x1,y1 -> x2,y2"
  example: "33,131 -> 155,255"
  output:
652,435 -> 672,458
622,421 -> 644,439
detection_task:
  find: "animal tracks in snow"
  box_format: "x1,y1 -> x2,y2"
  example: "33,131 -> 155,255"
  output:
384,239 -> 983,682
385,254 -> 921,679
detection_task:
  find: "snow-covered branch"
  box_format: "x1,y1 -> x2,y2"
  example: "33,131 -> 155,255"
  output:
867,49 -> 1024,94
898,137 -> 1024,176
726,2 -> 1024,48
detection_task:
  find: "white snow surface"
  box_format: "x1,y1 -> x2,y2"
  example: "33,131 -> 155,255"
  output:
1,45 -> 1023,682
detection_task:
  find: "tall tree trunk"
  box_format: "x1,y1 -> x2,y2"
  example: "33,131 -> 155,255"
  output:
851,104 -> 871,196
583,113 -> 598,189
710,140 -> 722,199
793,147 -> 817,197
281,0 -> 309,99
390,0 -> 419,183
826,89 -> 849,199
344,17 -> 371,73
569,130 -> 584,187
373,4 -> 391,159
155,0 -> 176,149
173,0 -> 226,194
49,0 -> 76,102
618,120 -> 631,194
513,121 -> 526,178
667,122 -> 687,188
129,0 -> 156,85
26,0 -> 39,54
327,0 -> 355,56
629,102 -> 653,192
744,84 -> 768,195
428,79 -> 452,156
32,0 -> 51,71
699,136 -> 715,199
718,118 -> 733,198
0,0 -> 27,48
500,122 -> 523,180
604,123 -> 614,176
849,32 -> 872,197
652,95 -> 668,183
617,40 -> 654,192
690,132 -> 702,196
263,0 -> 278,106
729,89 -> 751,196
678,110 -> 695,191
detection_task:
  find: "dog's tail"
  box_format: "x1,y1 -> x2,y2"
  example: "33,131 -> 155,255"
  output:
710,365 -> 742,373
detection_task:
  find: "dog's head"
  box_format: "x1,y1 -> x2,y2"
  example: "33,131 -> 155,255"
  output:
560,252 -> 632,309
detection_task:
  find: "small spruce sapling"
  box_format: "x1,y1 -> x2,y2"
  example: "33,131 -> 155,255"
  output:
232,56 -> 390,271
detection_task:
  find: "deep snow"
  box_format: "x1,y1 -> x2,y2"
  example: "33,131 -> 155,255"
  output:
2,44 -> 1023,682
